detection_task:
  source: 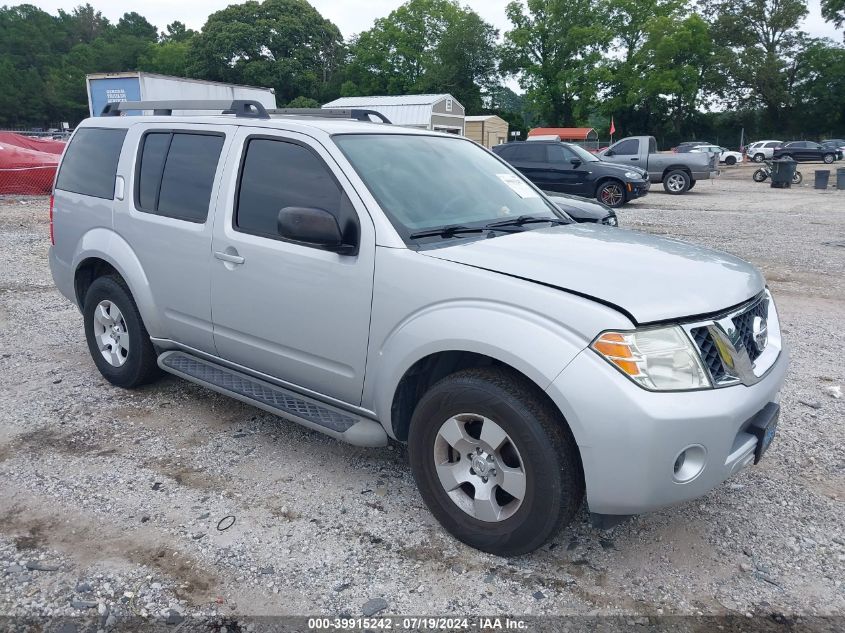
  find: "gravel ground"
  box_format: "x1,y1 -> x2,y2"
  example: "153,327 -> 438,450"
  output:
1,166 -> 843,625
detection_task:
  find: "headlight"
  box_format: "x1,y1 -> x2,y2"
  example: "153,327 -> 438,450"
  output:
602,215 -> 618,226
591,326 -> 711,391
624,171 -> 642,179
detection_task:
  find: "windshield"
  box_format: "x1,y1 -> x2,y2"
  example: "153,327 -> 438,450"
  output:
334,134 -> 562,242
567,144 -> 600,162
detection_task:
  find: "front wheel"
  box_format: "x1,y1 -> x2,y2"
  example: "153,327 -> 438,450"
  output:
663,169 -> 691,194
792,171 -> 803,185
725,156 -> 737,166
408,368 -> 583,556
753,153 -> 765,163
823,153 -> 834,164
83,276 -> 161,388
596,180 -> 627,208
753,168 -> 768,182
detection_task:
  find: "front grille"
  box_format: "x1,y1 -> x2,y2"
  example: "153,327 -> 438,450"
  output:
691,327 -> 727,382
732,297 -> 769,361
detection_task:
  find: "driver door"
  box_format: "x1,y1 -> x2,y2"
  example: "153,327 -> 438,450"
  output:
209,128 -> 376,405
544,144 -> 588,195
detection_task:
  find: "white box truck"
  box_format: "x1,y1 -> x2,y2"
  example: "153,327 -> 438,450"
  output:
86,72 -> 277,118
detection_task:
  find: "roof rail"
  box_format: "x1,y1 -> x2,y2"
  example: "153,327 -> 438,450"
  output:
100,100 -> 270,119
269,108 -> 392,124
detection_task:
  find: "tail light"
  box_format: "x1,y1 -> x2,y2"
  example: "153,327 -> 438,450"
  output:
49,194 -> 55,245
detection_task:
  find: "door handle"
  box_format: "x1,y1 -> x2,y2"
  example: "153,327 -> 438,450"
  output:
630,157 -> 638,161
214,251 -> 245,265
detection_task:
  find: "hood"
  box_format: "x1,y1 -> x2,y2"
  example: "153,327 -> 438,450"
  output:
543,192 -> 612,222
592,159 -> 647,179
422,224 -> 764,324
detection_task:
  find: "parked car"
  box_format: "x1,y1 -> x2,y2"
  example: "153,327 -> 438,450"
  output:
675,141 -> 709,153
772,141 -> 839,164
50,100 -> 788,556
689,144 -> 744,165
598,136 -> 718,194
820,139 -> 845,158
491,140 -> 649,208
745,140 -> 782,163
542,190 -> 618,226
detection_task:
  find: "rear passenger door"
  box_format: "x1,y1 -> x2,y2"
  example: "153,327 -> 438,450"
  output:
208,128 -> 375,405
114,124 -> 230,353
500,143 -> 547,187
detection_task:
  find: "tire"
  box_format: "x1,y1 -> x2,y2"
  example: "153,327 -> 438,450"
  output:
822,153 -> 834,164
753,169 -> 768,183
725,155 -> 737,166
688,179 -> 696,190
792,171 -> 803,185
662,169 -> 691,194
753,153 -> 765,163
596,180 -> 627,208
83,276 -> 161,388
408,367 -> 583,557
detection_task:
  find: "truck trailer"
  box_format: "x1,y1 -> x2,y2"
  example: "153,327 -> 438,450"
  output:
86,72 -> 277,118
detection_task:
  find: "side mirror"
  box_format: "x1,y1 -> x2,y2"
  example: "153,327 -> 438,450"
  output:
277,207 -> 356,255
570,158 -> 582,167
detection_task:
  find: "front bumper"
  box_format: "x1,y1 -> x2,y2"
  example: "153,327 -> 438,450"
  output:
626,179 -> 650,200
546,342 -> 789,515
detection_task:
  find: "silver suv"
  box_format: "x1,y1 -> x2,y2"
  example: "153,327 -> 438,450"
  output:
49,101 -> 788,556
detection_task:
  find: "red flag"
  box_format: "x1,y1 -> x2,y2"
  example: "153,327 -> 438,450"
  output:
609,117 -> 616,136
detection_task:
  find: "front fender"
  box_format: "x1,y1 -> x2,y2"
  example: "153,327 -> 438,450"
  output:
72,228 -> 163,336
364,299 -> 589,439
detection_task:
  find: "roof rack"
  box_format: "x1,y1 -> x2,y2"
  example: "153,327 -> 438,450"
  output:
101,100 -> 270,119
99,101 -> 392,124
268,108 -> 392,124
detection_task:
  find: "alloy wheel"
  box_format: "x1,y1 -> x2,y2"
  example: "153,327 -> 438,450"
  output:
92,300 -> 129,367
599,184 -> 624,206
666,174 -> 687,192
433,413 -> 526,522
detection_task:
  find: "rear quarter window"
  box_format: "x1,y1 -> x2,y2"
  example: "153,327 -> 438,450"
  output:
56,128 -> 127,199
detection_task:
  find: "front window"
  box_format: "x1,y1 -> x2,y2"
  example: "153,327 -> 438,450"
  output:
334,134 -> 563,244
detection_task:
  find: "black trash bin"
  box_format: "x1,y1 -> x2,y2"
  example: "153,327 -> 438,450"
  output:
770,158 -> 796,188
815,170 -> 830,189
837,167 -> 845,190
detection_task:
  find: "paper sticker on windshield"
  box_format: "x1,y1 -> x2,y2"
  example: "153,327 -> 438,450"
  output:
497,173 -> 538,198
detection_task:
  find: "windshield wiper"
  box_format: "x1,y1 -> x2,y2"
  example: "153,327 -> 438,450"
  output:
408,225 -> 487,240
484,215 -> 568,230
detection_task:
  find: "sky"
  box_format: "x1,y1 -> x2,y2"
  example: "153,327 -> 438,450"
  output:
28,0 -> 844,42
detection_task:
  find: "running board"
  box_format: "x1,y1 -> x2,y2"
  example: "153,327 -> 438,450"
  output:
157,351 -> 387,447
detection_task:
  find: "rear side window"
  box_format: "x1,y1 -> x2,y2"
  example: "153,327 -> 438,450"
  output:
235,138 -> 344,239
509,144 -> 546,162
56,128 -> 127,199
135,131 -> 224,223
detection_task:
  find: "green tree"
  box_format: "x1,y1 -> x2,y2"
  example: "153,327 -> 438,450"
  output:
186,0 -> 344,104
160,20 -> 196,43
139,41 -> 192,76
790,39 -> 845,133
344,0 -> 498,112
821,0 -> 845,33
502,0 -> 610,126
286,96 -> 321,107
704,0 -> 809,129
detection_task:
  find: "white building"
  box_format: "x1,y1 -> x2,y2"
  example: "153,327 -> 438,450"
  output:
322,94 -> 465,134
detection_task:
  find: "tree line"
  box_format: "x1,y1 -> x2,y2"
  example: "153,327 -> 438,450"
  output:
1,0 -> 843,146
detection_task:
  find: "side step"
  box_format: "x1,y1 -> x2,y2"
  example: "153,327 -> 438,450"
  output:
157,351 -> 387,447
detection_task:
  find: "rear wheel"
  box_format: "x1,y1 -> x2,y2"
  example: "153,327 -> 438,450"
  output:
596,180 -> 626,208
408,367 -> 583,556
83,276 -> 161,388
792,171 -> 803,185
753,168 -> 768,182
753,153 -> 765,163
662,170 -> 691,194
823,153 -> 834,164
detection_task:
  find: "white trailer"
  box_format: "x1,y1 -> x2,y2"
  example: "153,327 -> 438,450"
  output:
86,72 -> 277,118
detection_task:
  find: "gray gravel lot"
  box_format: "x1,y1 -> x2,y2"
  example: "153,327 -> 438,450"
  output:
1,166 -> 843,623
